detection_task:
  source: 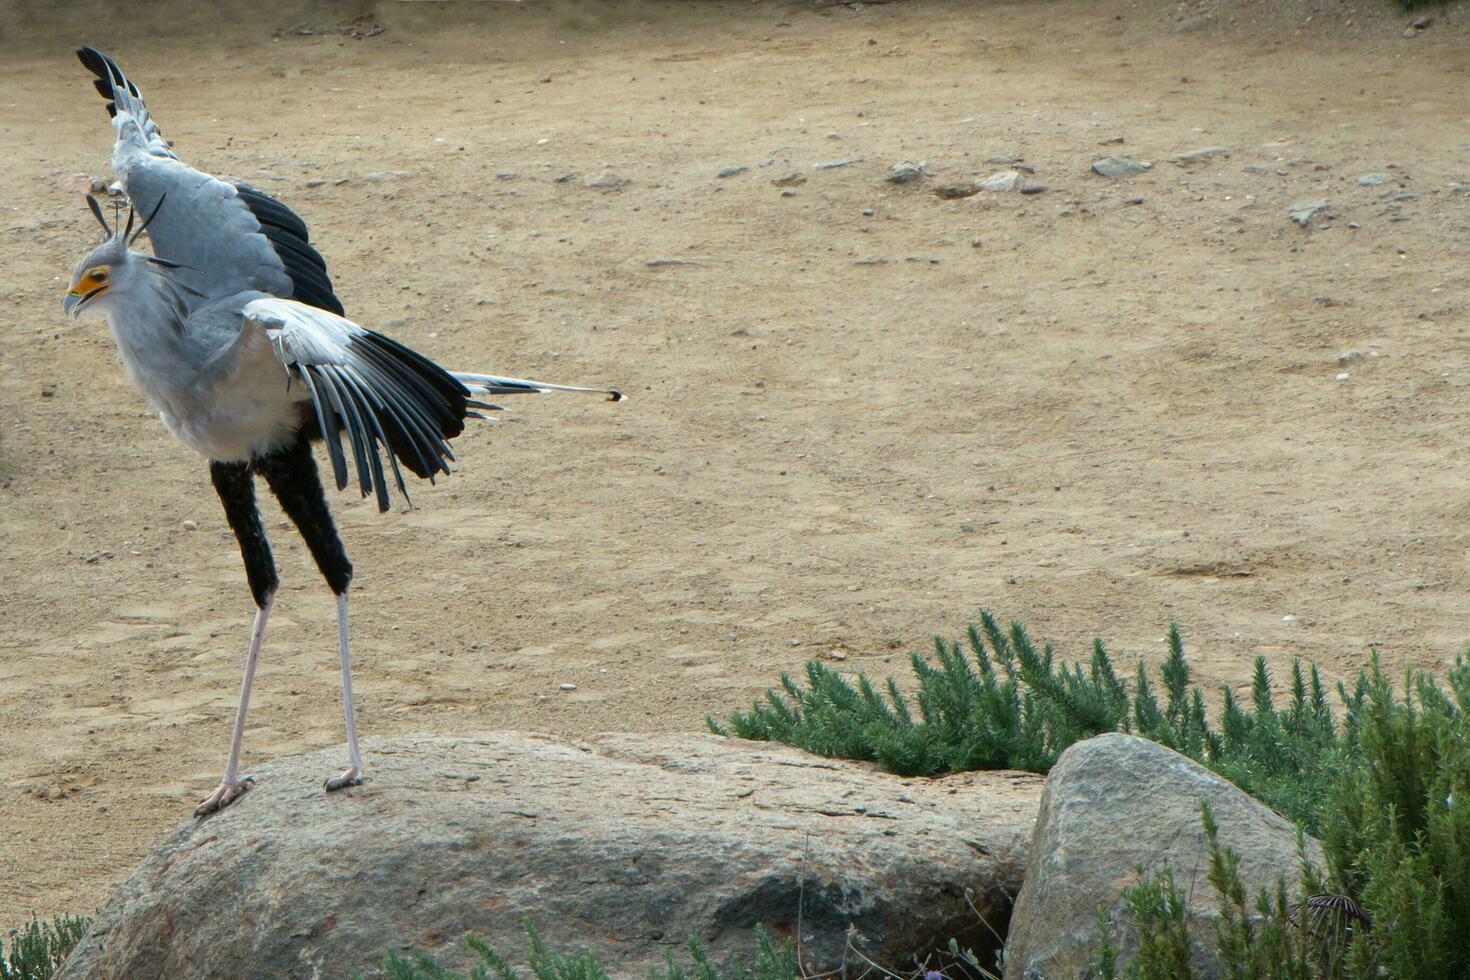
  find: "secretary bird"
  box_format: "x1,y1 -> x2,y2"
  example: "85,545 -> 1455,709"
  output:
68,48 -> 621,816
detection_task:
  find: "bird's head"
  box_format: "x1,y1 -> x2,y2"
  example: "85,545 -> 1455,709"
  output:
63,194 -> 169,319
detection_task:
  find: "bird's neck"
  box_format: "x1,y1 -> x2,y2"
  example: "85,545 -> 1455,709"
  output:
103,268 -> 194,397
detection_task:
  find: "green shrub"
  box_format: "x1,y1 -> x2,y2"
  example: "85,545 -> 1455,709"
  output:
371,922 -> 798,980
1,915 -> 90,980
710,612 -> 1347,831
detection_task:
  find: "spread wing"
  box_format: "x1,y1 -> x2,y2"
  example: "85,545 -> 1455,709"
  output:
77,48 -> 344,315
241,298 -> 474,512
239,298 -> 623,512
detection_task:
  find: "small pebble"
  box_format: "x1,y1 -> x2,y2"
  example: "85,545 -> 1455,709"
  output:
559,683 -> 577,691
182,520 -> 199,531
1335,373 -> 1351,382
862,208 -> 874,216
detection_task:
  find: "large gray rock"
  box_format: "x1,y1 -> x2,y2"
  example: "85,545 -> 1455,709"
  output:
1003,734 -> 1322,980
60,733 -> 1043,980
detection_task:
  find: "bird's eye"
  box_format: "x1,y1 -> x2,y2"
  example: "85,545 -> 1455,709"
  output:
89,270 -> 108,282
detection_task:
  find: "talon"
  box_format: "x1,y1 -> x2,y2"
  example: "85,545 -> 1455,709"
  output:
324,768 -> 364,792
195,775 -> 255,817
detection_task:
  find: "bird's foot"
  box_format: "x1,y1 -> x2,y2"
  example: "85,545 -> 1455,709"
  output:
195,776 -> 255,817
324,767 -> 364,792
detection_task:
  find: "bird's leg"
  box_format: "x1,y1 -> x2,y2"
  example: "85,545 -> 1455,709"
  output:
328,592 -> 366,790
258,436 -> 363,791
199,460 -> 278,817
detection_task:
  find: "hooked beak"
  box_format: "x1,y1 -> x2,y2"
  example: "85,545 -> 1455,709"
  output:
63,283 -> 107,319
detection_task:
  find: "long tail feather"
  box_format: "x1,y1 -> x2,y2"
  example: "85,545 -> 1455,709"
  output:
452,372 -> 624,402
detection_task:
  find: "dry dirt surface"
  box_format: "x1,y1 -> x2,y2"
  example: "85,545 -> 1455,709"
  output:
1,0 -> 1467,927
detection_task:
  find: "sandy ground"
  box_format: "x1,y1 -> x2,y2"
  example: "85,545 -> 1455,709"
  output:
2,0 -> 1468,928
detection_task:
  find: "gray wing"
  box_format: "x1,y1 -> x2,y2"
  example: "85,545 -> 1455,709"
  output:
77,48 -> 344,315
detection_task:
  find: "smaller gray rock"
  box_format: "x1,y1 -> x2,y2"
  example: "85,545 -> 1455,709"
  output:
1242,164 -> 1273,174
1288,199 -> 1328,226
1413,14 -> 1433,28
1004,735 -> 1323,980
1019,183 -> 1047,195
1174,146 -> 1231,163
1402,28 -> 1420,38
1171,14 -> 1214,32
814,159 -> 859,170
886,162 -> 925,184
364,171 -> 411,183
979,170 -> 1024,192
1092,157 -> 1152,178
771,172 -> 806,187
717,165 -> 748,178
1357,172 -> 1394,186
586,170 -> 630,190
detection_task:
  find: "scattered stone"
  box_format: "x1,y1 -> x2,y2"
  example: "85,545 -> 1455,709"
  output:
978,170 -> 1024,192
496,172 -> 518,181
1288,199 -> 1329,227
553,173 -> 575,183
1170,14 -> 1214,33
1402,27 -> 1420,38
303,179 -> 327,188
1019,183 -> 1047,195
364,171 -> 410,183
771,172 -> 807,187
934,184 -> 981,200
1092,157 -> 1152,178
558,683 -> 577,691
332,177 -> 350,186
1413,14 -> 1433,28
814,159 -> 859,170
717,165 -> 748,178
1241,164 -> 1273,174
1100,136 -> 1125,145
182,520 -> 199,531
645,259 -> 695,267
970,237 -> 983,248
1124,196 -> 1145,205
1357,172 -> 1394,186
55,173 -> 107,194
1174,146 -> 1231,164
852,258 -> 887,265
987,155 -> 1021,166
885,162 -> 925,184
586,170 -> 629,190
861,208 -> 875,216
1004,735 -> 1324,980
58,734 -> 1042,980
780,189 -> 797,198
1335,373 -> 1351,382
